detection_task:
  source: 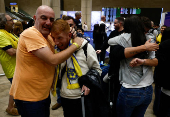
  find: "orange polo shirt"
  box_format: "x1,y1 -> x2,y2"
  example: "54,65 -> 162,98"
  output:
10,27 -> 55,101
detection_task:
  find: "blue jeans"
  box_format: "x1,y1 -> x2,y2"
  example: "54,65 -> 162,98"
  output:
116,85 -> 153,117
14,95 -> 51,117
56,88 -> 61,104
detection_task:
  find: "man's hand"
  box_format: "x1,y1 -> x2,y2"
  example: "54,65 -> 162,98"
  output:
129,58 -> 145,67
72,37 -> 84,48
70,27 -> 77,39
145,39 -> 159,51
81,85 -> 90,95
96,50 -> 101,54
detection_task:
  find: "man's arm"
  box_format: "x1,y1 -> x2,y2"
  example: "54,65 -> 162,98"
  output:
96,31 -> 115,54
6,48 -> 17,56
96,36 -> 109,54
124,39 -> 159,58
130,58 -> 158,67
32,37 -> 83,66
2,45 -> 16,56
110,39 -> 158,60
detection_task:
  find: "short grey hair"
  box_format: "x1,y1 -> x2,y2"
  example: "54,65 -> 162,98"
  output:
75,11 -> 81,16
0,13 -> 7,29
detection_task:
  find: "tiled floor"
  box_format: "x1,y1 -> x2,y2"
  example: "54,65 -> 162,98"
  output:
0,64 -> 156,117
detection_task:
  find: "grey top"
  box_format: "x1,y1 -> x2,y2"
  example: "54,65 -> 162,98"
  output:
108,33 -> 155,86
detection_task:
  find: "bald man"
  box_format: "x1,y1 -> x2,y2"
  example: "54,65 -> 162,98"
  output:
99,15 -> 106,25
9,5 -> 83,117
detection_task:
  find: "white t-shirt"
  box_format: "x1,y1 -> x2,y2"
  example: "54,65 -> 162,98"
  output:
83,24 -> 88,31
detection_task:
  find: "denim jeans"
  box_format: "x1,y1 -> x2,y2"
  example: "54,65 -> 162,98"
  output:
14,95 -> 51,117
116,85 -> 153,117
56,87 -> 61,104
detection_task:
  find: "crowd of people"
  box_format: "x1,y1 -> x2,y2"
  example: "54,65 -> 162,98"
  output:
93,14 -> 170,117
0,4 -> 170,117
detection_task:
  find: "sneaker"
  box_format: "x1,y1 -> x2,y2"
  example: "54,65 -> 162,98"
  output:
52,103 -> 62,110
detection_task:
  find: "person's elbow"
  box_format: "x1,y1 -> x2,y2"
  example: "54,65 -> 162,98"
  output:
32,47 -> 61,66
6,48 -> 16,56
154,59 -> 158,66
8,52 -> 16,56
49,58 -> 60,66
151,58 -> 158,67
41,55 -> 61,66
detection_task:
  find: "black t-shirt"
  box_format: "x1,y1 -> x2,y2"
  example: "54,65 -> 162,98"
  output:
101,30 -> 124,52
106,30 -> 125,77
74,19 -> 82,29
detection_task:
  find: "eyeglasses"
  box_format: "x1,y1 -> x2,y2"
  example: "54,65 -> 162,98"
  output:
7,19 -> 13,22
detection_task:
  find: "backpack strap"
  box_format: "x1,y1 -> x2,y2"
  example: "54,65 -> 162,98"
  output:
82,43 -> 88,61
74,42 -> 88,61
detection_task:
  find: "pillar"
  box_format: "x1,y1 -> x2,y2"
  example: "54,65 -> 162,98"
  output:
51,0 -> 60,19
0,0 -> 5,13
42,0 -> 60,19
81,0 -> 92,31
42,0 -> 51,6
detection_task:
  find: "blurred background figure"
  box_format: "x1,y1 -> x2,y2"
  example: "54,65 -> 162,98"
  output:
99,15 -> 106,25
83,22 -> 88,31
27,18 -> 34,29
77,28 -> 83,35
149,20 -> 158,37
95,23 -> 107,62
13,20 -> 23,37
154,23 -> 161,34
74,11 -> 82,30
93,24 -> 99,49
22,21 -> 28,30
151,21 -> 154,28
108,22 -> 114,31
0,13 -> 19,116
156,25 -> 167,45
62,15 -> 67,19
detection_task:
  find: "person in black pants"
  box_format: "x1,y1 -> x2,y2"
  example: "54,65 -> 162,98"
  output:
95,23 -> 107,62
96,17 -> 125,116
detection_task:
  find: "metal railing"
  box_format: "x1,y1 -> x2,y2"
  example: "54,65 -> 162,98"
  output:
0,73 -> 5,76
5,6 -> 32,21
0,63 -> 5,76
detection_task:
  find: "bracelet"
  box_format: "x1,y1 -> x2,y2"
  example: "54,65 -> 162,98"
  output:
72,43 -> 80,49
144,44 -> 148,51
142,59 -> 145,65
